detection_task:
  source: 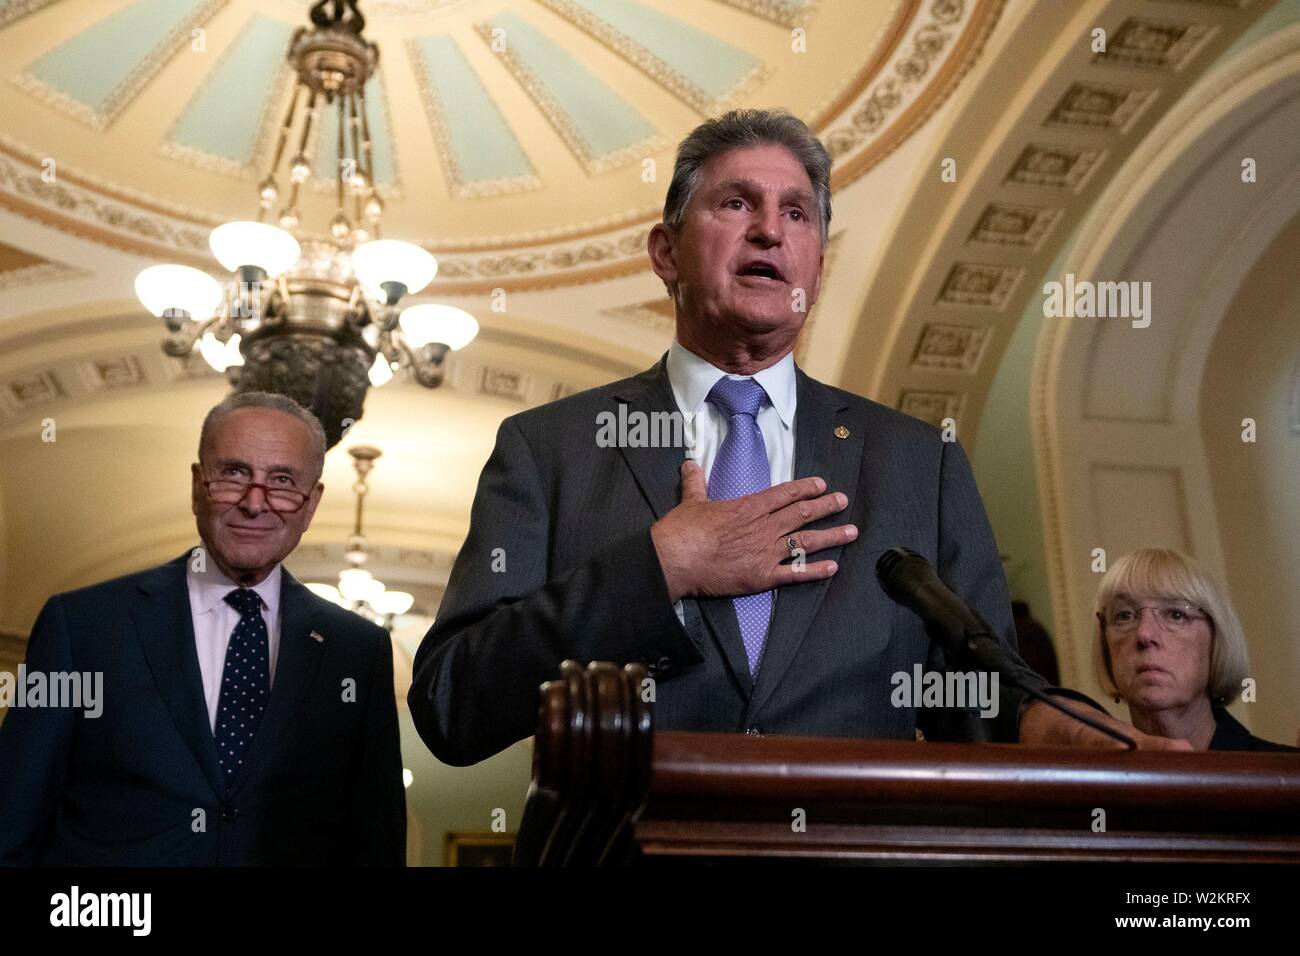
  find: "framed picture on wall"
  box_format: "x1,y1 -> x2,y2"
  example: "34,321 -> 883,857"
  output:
445,832 -> 515,867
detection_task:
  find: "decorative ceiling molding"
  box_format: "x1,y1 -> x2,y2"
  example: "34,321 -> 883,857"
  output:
911,322 -> 989,372
0,257 -> 86,291
0,0 -> 61,30
968,201 -> 1062,249
434,223 -> 649,288
407,34 -> 541,199
898,388 -> 963,427
0,0 -> 1003,278
0,152 -> 212,263
1044,81 -> 1157,132
936,262 -> 1023,309
0,317 -> 616,426
160,43 -> 295,180
712,0 -> 822,30
473,11 -> 664,176
536,0 -> 770,115
828,0 -> 1004,189
602,297 -> 674,335
11,0 -> 228,131
1093,17 -> 1217,70
1004,142 -> 1108,192
823,0 -> 967,160
841,0 -> 1271,441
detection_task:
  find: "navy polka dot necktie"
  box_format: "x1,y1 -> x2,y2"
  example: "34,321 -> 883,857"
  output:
706,376 -> 773,678
215,588 -> 271,787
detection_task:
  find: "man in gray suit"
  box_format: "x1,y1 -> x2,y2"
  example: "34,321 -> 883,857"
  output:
409,110 -> 1187,765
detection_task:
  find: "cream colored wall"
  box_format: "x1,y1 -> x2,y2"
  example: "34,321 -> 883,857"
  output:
1199,214 -> 1300,747
1032,22 -> 1300,718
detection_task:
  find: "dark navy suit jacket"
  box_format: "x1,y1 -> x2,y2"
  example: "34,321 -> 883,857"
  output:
409,357 -> 1056,766
0,553 -> 406,865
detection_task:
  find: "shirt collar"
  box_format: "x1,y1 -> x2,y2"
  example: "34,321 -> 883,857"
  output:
186,555 -> 282,620
666,339 -> 797,429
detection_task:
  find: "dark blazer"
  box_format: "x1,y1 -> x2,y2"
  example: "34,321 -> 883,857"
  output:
1209,708 -> 1299,753
409,357 -> 1055,766
0,553 -> 406,865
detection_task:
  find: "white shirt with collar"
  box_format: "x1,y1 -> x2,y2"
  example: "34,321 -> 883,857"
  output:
665,339 -> 798,625
666,338 -> 797,487
186,560 -> 283,732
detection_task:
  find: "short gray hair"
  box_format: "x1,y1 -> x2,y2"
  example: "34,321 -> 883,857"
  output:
663,108 -> 832,244
199,391 -> 327,481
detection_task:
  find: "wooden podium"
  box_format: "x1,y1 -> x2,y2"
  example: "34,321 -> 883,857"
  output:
512,661 -> 1300,865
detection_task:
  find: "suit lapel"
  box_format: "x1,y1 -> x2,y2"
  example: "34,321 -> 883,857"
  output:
750,369 -> 865,715
613,356 -> 754,693
612,357 -> 686,521
131,555 -> 225,796
229,570 -> 326,796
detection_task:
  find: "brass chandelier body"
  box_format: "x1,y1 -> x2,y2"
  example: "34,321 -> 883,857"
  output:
150,0 -> 466,448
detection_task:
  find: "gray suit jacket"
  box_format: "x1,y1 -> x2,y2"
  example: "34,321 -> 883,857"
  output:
409,356 -> 1051,765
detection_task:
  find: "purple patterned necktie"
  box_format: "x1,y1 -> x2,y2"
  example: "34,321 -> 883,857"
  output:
706,377 -> 773,678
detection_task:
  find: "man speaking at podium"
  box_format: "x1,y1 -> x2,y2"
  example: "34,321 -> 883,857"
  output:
409,109 -> 1184,765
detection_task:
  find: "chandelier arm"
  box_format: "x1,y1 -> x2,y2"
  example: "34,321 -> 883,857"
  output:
348,91 -> 366,230
284,181 -> 301,226
298,87 -> 319,161
162,309 -> 223,358
400,338 -> 448,389
335,94 -> 346,219
272,84 -> 301,174
356,86 -> 373,183
358,85 -> 381,237
268,274 -> 292,320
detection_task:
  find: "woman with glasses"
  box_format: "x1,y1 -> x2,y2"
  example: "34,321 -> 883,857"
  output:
1094,548 -> 1296,752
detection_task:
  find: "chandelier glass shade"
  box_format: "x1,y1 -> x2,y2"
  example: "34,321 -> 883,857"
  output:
398,304 -> 479,351
208,221 -> 302,277
133,0 -> 476,448
134,265 -> 225,323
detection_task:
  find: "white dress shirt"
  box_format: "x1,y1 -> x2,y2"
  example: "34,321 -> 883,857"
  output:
666,338 -> 797,487
665,339 -> 799,624
186,560 -> 282,732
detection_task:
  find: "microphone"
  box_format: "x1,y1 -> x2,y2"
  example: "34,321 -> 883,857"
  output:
875,547 -> 1136,748
876,547 -> 997,657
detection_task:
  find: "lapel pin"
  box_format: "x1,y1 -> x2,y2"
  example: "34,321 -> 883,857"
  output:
834,425 -> 850,440
310,630 -> 325,643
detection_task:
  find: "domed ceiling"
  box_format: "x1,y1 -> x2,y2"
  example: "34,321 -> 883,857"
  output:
0,0 -> 986,288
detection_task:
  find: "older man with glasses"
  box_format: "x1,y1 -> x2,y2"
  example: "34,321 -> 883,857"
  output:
0,392 -> 406,865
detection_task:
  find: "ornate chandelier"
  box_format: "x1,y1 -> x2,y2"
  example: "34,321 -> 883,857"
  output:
305,444 -> 414,629
133,0 -> 477,447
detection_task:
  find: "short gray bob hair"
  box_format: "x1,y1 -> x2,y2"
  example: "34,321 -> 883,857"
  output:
662,108 -> 832,245
199,391 -> 327,481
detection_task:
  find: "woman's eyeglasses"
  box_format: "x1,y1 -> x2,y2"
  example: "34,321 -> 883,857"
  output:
1098,603 -> 1210,635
